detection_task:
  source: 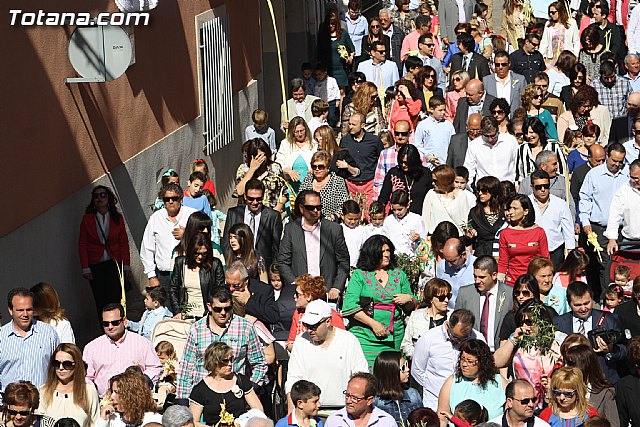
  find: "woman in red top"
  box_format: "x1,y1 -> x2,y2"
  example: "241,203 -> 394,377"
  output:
78,186 -> 131,321
285,274 -> 345,351
386,79 -> 423,139
498,194 -> 550,286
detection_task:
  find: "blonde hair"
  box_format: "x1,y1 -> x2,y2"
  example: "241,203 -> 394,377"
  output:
155,341 -> 176,360
286,117 -> 314,150
31,282 -> 67,323
451,70 -> 471,88
521,84 -> 542,111
548,367 -> 589,418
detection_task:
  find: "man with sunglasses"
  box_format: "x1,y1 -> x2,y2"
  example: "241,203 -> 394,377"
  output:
509,33 -> 545,84
412,309 -> 484,408
357,40 -> 399,91
489,379 -> 550,427
223,179 -> 282,270
605,159 -> 640,255
140,183 -> 197,290
0,288 -> 59,401
286,300 -> 368,413
279,190 -> 350,301
483,51 -> 526,115
176,287 -> 266,402
454,256 -> 512,351
528,170 -> 575,267
84,302 -> 162,396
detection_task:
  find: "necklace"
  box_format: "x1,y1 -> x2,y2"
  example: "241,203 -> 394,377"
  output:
404,174 -> 415,206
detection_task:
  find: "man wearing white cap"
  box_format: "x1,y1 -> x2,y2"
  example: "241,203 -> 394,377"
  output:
285,300 -> 368,414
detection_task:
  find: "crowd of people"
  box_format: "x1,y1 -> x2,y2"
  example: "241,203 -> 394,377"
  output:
3,1 -> 640,427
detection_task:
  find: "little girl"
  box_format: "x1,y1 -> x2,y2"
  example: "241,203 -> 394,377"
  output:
567,123 -> 599,172
614,265 -> 633,297
379,130 -> 394,149
603,284 -> 624,312
365,201 -> 387,239
268,263 -> 283,301
553,249 -> 590,288
341,200 -> 366,268
442,399 -> 489,427
382,190 -> 425,255
155,341 -> 177,408
153,169 -> 179,211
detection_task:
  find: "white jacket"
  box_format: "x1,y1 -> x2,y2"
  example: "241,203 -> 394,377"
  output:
539,19 -> 580,59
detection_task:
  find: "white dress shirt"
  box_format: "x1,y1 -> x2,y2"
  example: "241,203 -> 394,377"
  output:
382,212 -> 426,255
480,289 -> 497,351
244,207 -> 262,246
468,93 -> 486,116
140,205 -> 197,277
605,181 -> 640,240
494,74 -> 512,103
464,133 -> 519,184
529,194 -> 576,252
572,314 -> 593,336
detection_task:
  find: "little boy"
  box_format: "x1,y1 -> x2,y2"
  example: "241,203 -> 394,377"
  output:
245,109 -> 276,154
364,201 -> 387,239
313,63 -> 340,128
276,380 -> 322,427
614,265 -> 632,295
307,99 -> 329,137
454,166 -> 477,208
414,96 -> 455,168
300,62 -> 316,95
128,286 -> 173,340
341,200 -> 366,268
182,171 -> 212,216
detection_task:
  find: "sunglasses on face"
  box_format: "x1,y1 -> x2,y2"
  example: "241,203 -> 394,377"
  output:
453,77 -> 462,82
303,204 -> 323,211
513,397 -> 537,405
93,192 -> 108,199
534,95 -> 543,100
53,360 -> 76,370
211,306 -> 233,313
163,196 -> 181,203
245,195 -> 262,202
220,357 -> 233,365
515,132 -> 524,138
303,321 -> 324,331
552,389 -> 576,398
434,293 -> 452,302
534,183 -> 550,190
395,131 -> 410,136
195,251 -> 208,258
492,110 -> 505,115
7,409 -> 32,417
522,318 -> 534,326
371,25 -> 380,28
426,74 -> 436,78
102,319 -> 123,328
311,164 -> 327,170
494,62 -> 509,68
424,43 -> 435,47
514,289 -> 532,297
376,50 -> 387,54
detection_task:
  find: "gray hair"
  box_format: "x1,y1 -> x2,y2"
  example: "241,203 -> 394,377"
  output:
379,8 -> 393,17
162,405 -> 194,427
226,260 -> 249,281
246,419 -> 274,427
535,150 -> 557,167
624,54 -> 639,65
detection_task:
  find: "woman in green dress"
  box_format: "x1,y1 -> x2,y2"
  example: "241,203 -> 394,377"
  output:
317,10 -> 355,88
343,234 -> 417,369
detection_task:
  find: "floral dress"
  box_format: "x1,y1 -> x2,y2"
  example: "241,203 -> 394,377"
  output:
342,268 -> 416,369
235,162 -> 286,209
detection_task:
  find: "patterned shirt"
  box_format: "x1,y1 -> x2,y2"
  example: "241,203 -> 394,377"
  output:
176,315 -> 266,399
592,77 -> 631,119
373,146 -> 428,198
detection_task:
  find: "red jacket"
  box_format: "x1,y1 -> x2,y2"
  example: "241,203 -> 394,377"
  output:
539,406 -> 599,424
78,212 -> 131,269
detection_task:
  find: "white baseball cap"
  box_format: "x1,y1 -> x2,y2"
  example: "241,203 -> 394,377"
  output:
300,299 -> 332,325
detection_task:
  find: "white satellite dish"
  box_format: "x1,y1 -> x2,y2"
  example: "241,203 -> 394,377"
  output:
66,25 -> 132,83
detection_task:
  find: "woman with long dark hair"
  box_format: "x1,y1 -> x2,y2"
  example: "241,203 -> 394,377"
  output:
342,235 -> 417,368
313,125 -> 359,180
498,274 -> 550,342
415,66 -> 443,113
317,10 -> 355,88
547,50 -> 577,97
378,144 -> 432,215
225,223 -> 262,281
387,79 -> 423,136
175,211 -> 212,257
373,351 -> 422,426
78,185 -> 131,320
360,17 -> 390,64
515,117 -> 566,182
578,25 -> 605,81
38,344 -> 99,427
466,176 -> 505,256
438,339 -> 507,420
235,138 -> 286,211
560,62 -> 587,110
170,232 -> 224,319
539,1 -> 579,66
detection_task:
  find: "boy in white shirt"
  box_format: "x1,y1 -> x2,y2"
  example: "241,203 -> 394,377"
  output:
364,201 -> 387,239
313,63 -> 341,128
341,200 -> 366,268
307,99 -> 329,137
382,190 -> 425,255
414,96 -> 455,168
244,109 -> 276,154
454,166 -> 477,208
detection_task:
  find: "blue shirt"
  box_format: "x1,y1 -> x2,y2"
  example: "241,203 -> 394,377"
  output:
436,251 -> 477,309
245,125 -> 277,154
414,116 -> 455,166
578,163 -> 629,226
182,193 -> 212,216
0,320 -> 59,397
545,285 -> 570,315
128,306 -> 173,340
374,388 -> 422,426
276,413 -> 323,427
345,15 -> 368,56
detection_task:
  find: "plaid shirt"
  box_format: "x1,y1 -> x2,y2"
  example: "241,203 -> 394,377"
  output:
592,77 -> 631,119
176,315 -> 266,399
373,146 -> 427,198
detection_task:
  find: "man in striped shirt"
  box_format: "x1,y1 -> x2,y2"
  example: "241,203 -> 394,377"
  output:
0,288 -> 59,401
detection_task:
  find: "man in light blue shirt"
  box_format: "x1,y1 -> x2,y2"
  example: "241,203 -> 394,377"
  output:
623,117 -> 640,165
579,143 -> 629,293
0,288 -> 59,401
414,96 -> 455,168
357,41 -> 399,91
436,238 -> 477,308
344,3 -> 368,56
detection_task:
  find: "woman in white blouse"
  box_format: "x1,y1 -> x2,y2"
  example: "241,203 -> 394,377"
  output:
539,1 -> 580,66
275,117 -> 317,195
31,283 -> 75,344
421,165 -> 470,235
38,344 -> 100,427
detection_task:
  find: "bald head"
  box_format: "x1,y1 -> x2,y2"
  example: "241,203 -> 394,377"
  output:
465,80 -> 485,106
466,113 -> 482,140
629,92 -> 640,116
588,143 -> 606,168
467,113 -> 482,127
442,238 -> 467,269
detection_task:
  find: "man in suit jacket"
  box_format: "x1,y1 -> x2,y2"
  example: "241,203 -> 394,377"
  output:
449,34 -> 491,82
379,9 -> 404,75
482,51 -> 526,115
226,260 -> 280,326
280,78 -> 319,130
278,190 -> 350,300
447,113 -> 482,168
454,256 -> 513,351
553,281 -> 627,383
223,179 -> 282,269
453,79 -> 496,133
439,0 -> 473,43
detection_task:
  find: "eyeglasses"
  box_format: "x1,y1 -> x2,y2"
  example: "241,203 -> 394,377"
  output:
492,110 -> 505,115
376,50 -> 387,54
531,42 -> 540,48
482,133 -> 499,140
534,183 -> 550,190
163,196 -> 181,203
549,10 -> 558,14
522,318 -> 534,326
477,188 -> 490,194
434,293 -> 453,302
311,164 -> 327,170
370,95 -> 379,101
400,362 -> 409,373
211,306 -> 233,313
195,251 -> 208,257
460,356 -> 479,366
514,289 -> 532,297
395,131 -> 410,136
220,357 -> 233,365
303,321 -> 325,331
632,129 -> 640,135
354,79 -> 365,84
93,192 -> 108,199
424,43 -> 435,47
245,195 -> 262,202
552,389 -> 576,398
425,74 -> 436,78
343,391 -> 368,403
7,409 -> 32,417
53,360 -> 76,370
399,159 -> 409,165
303,204 -> 323,211
513,397 -> 537,405
371,25 -> 380,28
494,62 -> 509,68
102,319 -> 123,328
630,175 -> 640,181
515,132 -> 524,138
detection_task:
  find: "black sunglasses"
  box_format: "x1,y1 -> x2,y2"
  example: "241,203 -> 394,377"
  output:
494,63 -> 509,68
195,251 -> 208,257
522,318 -> 534,326
245,195 -> 262,202
163,196 -> 181,203
93,192 -> 108,199
303,204 -> 323,211
212,306 -> 233,313
102,319 -> 123,328
303,321 -> 325,331
513,397 -> 537,405
395,131 -> 410,136
220,356 -> 233,365
515,132 -> 524,138
311,164 -> 327,170
434,293 -> 452,302
514,289 -> 532,297
53,360 -> 76,370
534,183 -> 550,190
7,409 -> 32,417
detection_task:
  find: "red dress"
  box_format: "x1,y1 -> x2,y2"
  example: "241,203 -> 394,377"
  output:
498,226 -> 550,286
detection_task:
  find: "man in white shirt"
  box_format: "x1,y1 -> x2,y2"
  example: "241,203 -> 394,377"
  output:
606,159 -> 640,254
140,183 -> 197,289
624,116 -> 640,165
489,379 -> 551,427
623,54 -> 640,93
528,170 -> 575,267
357,40 -> 400,91
411,309 -> 484,408
285,300 -> 369,411
415,34 -> 447,93
482,51 -> 526,115
464,115 -> 518,185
